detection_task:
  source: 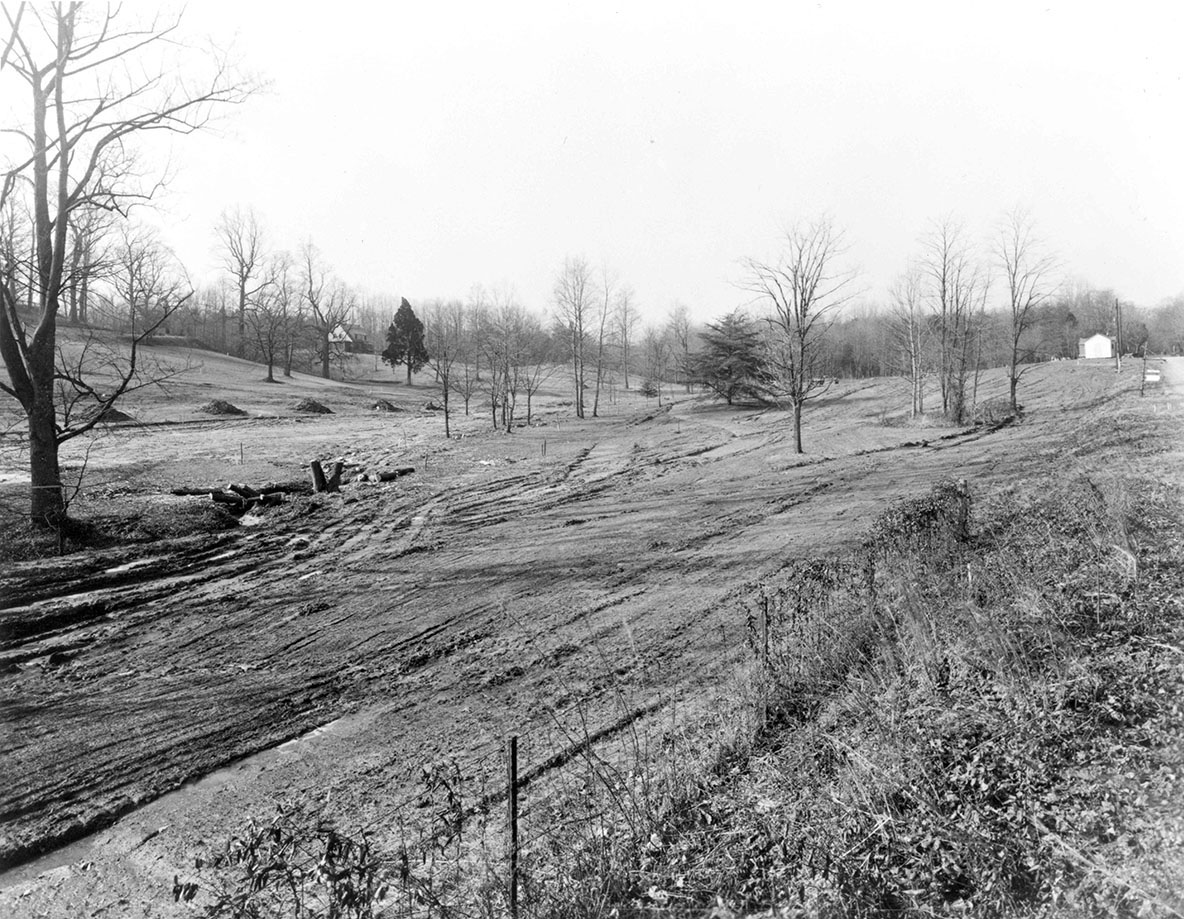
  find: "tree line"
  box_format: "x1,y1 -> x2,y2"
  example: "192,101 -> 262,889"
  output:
3,7 -> 1183,530
691,213 -> 1184,453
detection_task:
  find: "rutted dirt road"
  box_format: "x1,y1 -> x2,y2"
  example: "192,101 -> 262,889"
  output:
1,357 -> 1180,916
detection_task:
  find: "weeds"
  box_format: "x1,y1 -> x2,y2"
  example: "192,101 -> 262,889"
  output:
188,476 -> 1184,918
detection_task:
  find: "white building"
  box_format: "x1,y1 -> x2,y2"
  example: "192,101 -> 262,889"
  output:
1078,333 -> 1113,360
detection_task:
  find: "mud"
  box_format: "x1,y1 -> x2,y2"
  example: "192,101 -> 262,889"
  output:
1,355 -> 1180,916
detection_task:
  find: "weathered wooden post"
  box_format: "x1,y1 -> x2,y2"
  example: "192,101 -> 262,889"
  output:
758,597 -> 770,731
956,478 -> 970,543
507,734 -> 519,919
310,460 -> 327,493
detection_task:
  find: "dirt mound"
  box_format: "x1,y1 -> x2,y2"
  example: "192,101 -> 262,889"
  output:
423,400 -> 444,412
293,398 -> 333,414
96,407 -> 135,423
372,399 -> 403,413
198,400 -> 247,416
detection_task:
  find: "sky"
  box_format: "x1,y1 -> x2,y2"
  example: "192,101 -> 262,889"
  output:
146,1 -> 1184,323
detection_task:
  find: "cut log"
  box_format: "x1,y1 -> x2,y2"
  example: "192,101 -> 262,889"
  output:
259,481 -> 312,496
210,490 -> 245,510
173,481 -> 308,498
366,466 -> 416,483
310,460 -> 343,493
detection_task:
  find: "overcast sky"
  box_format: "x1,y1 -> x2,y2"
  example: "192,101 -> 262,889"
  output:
158,1 -> 1183,323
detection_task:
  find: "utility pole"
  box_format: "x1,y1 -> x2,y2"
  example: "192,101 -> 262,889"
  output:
1114,298 -> 1122,373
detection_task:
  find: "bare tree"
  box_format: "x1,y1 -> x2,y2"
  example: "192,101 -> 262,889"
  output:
56,225 -> 192,445
919,217 -> 991,421
107,224 -> 187,339
215,206 -> 266,356
246,252 -> 299,383
0,4 -> 252,525
477,288 -> 528,432
451,300 -> 480,416
615,285 -> 639,390
591,265 -> 619,418
996,207 -> 1059,411
667,302 -> 693,393
949,262 -> 991,424
422,299 -> 464,438
743,218 -> 857,453
299,242 -> 353,380
888,263 -> 930,418
641,324 -> 671,406
553,256 -> 594,418
65,205 -> 112,325
520,313 -> 557,424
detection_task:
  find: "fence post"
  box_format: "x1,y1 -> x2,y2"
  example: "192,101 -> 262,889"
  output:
507,734 -> 519,919
758,597 -> 769,731
956,478 -> 970,543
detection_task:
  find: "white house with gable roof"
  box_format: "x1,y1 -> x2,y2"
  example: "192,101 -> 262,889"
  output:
1078,333 -> 1113,360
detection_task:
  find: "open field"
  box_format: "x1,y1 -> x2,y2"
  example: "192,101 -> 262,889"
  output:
1,344 -> 1182,916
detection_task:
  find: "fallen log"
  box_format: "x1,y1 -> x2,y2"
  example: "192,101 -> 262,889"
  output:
171,481 -> 310,498
209,489 -> 284,514
210,490 -> 245,509
364,466 -> 416,483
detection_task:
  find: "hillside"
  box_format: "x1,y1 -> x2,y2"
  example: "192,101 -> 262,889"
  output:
0,353 -> 1181,917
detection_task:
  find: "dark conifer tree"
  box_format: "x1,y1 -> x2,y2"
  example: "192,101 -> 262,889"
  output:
691,310 -> 769,405
382,298 -> 430,383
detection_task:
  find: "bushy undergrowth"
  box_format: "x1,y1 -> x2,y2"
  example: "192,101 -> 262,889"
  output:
523,475 -> 1184,918
189,475 -> 1184,918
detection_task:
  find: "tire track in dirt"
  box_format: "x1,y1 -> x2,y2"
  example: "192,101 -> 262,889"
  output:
2,363 -> 1164,895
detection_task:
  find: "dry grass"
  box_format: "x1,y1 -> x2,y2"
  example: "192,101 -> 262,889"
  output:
192,472 -> 1184,918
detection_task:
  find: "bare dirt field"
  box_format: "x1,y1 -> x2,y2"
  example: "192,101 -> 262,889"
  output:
1,346 -> 1182,917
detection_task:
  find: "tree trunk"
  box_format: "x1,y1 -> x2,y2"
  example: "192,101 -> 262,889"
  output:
321,332 -> 331,379
29,384 -> 65,526
442,375 -> 451,439
78,268 -> 89,325
406,361 -> 412,385
1008,339 -> 1020,411
237,283 -> 246,356
792,400 -> 804,454
67,242 -> 80,323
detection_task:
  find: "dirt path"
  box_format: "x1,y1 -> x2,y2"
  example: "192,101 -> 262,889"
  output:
1,360 -> 1179,916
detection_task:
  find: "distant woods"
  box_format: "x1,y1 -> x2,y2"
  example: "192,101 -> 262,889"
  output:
2,10 -> 1181,530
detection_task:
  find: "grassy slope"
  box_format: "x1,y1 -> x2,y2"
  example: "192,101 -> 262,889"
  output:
3,334 -> 1181,916
520,368 -> 1184,917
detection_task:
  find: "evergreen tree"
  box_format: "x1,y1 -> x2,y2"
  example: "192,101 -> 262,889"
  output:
383,298 -> 430,383
691,310 -> 769,405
